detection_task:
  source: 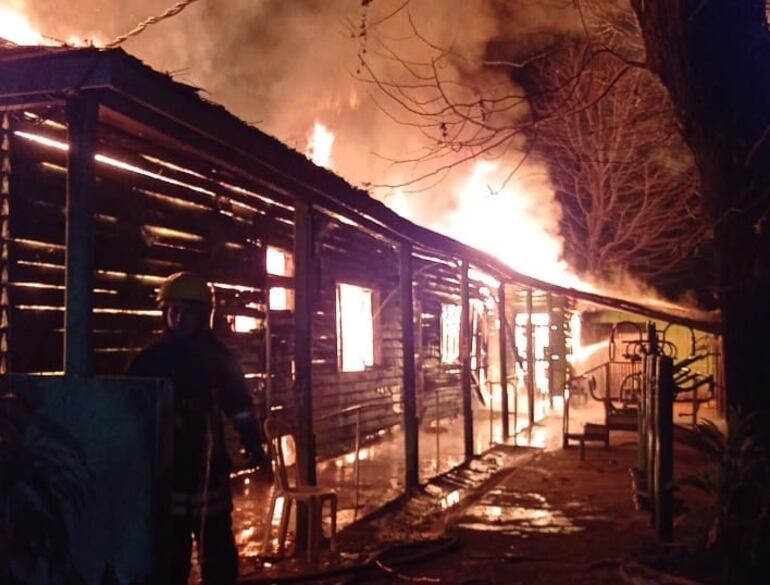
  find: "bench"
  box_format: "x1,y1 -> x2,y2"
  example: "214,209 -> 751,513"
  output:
564,423 -> 609,460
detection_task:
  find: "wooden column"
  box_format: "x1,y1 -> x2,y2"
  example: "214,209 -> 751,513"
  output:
265,310 -> 273,410
460,261 -> 473,460
293,200 -> 316,486
65,94 -> 98,378
399,243 -> 418,489
498,283 -> 510,439
546,291 -> 554,407
526,289 -> 536,427
1,113 -> 12,375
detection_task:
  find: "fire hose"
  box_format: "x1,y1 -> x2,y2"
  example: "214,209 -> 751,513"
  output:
238,536 -> 458,584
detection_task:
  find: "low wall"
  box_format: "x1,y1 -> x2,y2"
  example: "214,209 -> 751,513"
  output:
8,374 -> 172,584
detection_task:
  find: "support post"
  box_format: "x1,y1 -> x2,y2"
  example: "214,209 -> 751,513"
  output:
546,292 -> 554,407
511,311 -> 519,438
646,323 -> 658,516
526,289 -> 536,427
65,93 -> 98,378
293,201 -> 316,486
265,310 -> 272,410
498,284 -> 510,439
655,355 -> 674,542
460,261 -> 473,461
400,243 -> 419,490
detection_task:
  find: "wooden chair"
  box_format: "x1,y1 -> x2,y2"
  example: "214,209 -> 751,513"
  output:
261,418 -> 337,562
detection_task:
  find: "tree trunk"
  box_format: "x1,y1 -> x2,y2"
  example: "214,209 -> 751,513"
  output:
630,1 -> 770,421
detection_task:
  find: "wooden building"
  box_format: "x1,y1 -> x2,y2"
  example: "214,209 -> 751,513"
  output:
0,43 -> 720,492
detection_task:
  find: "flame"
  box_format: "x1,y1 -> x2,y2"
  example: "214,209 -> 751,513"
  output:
438,161 -> 583,287
0,5 -> 50,45
306,122 -> 335,169
0,3 -> 103,47
15,130 -> 219,198
383,188 -> 412,219
310,123 -> 583,291
336,283 -> 374,372
568,311 -> 582,364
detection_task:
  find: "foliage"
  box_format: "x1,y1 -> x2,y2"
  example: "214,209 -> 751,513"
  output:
680,408 -> 770,582
0,391 -> 92,584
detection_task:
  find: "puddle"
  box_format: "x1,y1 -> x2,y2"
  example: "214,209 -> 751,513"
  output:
456,489 -> 609,536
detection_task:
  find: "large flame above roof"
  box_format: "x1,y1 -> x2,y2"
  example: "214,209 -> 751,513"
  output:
305,122 -> 584,288
0,5 -> 48,45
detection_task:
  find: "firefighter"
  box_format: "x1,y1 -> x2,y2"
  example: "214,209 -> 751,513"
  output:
127,271 -> 271,585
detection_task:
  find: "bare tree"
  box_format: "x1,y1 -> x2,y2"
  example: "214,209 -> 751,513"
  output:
366,0 -> 770,428
355,5 -> 551,189
358,1 -> 710,295
524,43 -> 708,292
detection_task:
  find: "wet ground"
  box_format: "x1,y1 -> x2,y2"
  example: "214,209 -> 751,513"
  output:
229,397 -> 544,578
203,397 -> 721,583
337,429 -> 716,584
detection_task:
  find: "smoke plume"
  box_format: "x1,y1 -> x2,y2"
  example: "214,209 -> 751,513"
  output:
9,0 -> 589,284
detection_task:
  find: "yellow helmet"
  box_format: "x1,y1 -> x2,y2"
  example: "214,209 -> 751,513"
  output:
156,272 -> 212,306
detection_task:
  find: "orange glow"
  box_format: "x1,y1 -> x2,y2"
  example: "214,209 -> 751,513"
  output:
266,246 -> 293,277
211,281 -> 260,293
270,497 -> 286,527
229,315 -> 259,333
568,311 -> 582,364
236,526 -> 255,544
443,161 -> 583,286
440,489 -> 461,510
0,6 -> 51,46
143,224 -> 202,242
0,6 -> 104,47
269,287 -> 292,311
515,312 -> 551,397
383,188 -> 412,219
440,303 -> 461,364
14,131 -> 219,199
306,122 -> 335,169
336,283 -> 374,372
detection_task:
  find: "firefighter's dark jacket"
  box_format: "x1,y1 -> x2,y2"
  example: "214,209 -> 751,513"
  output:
127,329 -> 266,493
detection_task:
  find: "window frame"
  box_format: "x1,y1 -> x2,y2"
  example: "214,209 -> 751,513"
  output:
335,281 -> 381,373
266,245 -> 295,312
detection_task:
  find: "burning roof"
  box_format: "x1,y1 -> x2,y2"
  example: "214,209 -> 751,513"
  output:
0,40 -> 720,333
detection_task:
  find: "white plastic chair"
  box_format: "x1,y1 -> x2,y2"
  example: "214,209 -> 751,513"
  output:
262,418 -> 337,562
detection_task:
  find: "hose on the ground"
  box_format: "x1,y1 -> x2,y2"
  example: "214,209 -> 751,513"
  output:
238,536 -> 458,584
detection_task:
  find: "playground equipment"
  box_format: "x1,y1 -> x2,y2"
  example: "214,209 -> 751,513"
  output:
563,321 -> 720,542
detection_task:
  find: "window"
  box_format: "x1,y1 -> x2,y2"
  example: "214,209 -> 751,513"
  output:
269,287 -> 294,311
336,283 -> 375,372
227,314 -> 260,333
267,246 -> 293,276
440,303 -> 462,364
266,246 -> 294,310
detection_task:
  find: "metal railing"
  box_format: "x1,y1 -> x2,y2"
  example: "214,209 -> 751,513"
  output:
313,404 -> 364,520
